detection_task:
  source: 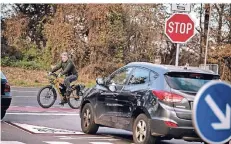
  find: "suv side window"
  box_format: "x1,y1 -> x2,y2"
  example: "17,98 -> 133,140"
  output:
128,68 -> 150,85
109,67 -> 133,85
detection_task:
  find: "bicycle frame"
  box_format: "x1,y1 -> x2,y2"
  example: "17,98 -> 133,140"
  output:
49,76 -> 79,100
51,77 -> 66,101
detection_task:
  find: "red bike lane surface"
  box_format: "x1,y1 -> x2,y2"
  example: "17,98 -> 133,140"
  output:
8,106 -> 80,113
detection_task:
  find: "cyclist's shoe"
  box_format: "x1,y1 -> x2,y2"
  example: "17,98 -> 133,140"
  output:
59,97 -> 67,105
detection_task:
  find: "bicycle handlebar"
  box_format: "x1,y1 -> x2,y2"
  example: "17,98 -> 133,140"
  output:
48,72 -> 58,78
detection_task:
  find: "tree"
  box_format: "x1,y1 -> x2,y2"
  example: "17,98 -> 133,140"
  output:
2,4 -> 231,80
14,4 -> 56,48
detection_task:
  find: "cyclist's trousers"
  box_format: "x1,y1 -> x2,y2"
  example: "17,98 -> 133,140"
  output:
64,74 -> 78,91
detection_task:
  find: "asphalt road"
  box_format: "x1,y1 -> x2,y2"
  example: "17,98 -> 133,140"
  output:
1,87 -> 205,144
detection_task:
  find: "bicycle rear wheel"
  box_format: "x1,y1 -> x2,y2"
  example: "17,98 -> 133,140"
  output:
67,89 -> 82,109
37,85 -> 57,108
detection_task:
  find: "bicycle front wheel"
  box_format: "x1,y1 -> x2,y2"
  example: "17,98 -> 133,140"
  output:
37,85 -> 57,108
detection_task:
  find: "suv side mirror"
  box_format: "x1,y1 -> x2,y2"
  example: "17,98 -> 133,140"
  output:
96,78 -> 104,85
109,85 -> 116,92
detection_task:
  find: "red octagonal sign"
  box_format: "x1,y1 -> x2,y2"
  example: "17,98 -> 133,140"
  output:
165,13 -> 195,43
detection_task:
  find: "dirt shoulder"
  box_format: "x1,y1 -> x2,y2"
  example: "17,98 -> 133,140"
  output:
1,66 -> 49,87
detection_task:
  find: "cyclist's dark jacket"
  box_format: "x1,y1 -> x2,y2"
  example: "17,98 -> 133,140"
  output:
51,59 -> 77,76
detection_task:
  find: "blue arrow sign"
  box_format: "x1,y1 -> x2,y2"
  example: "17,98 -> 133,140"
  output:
193,81 -> 231,144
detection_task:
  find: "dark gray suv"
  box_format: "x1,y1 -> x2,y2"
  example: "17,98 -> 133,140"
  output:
80,62 -> 220,144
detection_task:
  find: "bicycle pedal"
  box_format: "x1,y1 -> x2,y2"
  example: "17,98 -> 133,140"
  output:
59,103 -> 65,106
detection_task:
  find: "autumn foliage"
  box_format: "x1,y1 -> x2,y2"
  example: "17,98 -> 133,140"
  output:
1,4 -> 231,82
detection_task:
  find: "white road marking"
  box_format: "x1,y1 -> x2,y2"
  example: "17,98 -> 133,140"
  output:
54,136 -> 119,141
60,137 -> 118,141
44,142 -> 72,144
6,113 -> 79,116
11,123 -> 84,135
89,142 -> 113,144
12,90 -> 38,92
48,111 -> 60,113
86,139 -> 118,141
59,137 -> 77,140
0,141 -> 26,144
13,96 -> 35,98
23,106 -> 36,108
53,105 -> 66,107
58,136 -> 112,139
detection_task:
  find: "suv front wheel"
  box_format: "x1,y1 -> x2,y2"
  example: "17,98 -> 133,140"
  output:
133,114 -> 156,144
81,103 -> 99,134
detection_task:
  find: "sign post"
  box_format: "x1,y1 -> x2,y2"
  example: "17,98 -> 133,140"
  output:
165,13 -> 195,66
175,44 -> 180,66
193,81 -> 231,144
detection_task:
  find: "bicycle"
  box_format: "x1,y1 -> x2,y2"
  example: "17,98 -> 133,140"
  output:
37,73 -> 85,109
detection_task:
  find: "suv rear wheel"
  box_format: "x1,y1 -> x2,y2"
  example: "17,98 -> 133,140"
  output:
133,114 -> 156,144
81,103 -> 99,134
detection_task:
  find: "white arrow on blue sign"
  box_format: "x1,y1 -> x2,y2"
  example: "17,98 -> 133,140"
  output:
192,81 -> 231,144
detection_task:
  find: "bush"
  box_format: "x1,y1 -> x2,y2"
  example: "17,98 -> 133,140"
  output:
1,56 -> 14,66
12,61 -> 43,70
22,46 -> 40,61
1,56 -> 47,70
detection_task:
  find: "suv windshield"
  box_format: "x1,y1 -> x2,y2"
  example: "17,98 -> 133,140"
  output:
165,72 -> 220,92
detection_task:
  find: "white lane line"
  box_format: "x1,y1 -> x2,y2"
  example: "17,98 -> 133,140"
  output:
12,90 -> 38,92
44,142 -> 72,144
13,96 -> 35,98
6,113 -> 79,116
0,141 -> 26,144
47,111 -> 59,113
60,137 -> 118,140
58,136 -> 112,139
77,139 -> 118,141
89,142 -> 113,144
53,105 -> 67,107
54,136 -> 119,141
59,137 -> 77,140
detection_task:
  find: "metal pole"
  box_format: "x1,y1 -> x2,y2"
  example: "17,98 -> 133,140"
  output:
204,4 -> 212,67
175,43 -> 180,66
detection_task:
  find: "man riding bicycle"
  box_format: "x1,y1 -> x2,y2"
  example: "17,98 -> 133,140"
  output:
49,52 -> 78,104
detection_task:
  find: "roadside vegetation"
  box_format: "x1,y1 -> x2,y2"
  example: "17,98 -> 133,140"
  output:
2,66 -> 96,87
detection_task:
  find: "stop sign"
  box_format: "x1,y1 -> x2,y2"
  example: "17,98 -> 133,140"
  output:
165,13 -> 195,43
